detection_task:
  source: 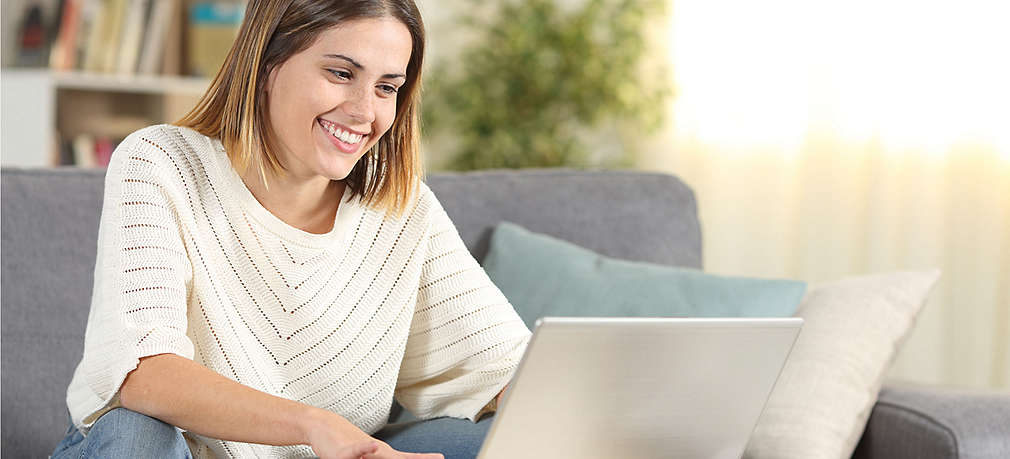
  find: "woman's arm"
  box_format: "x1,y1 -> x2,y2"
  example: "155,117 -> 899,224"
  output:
394,188 -> 531,422
119,353 -> 368,452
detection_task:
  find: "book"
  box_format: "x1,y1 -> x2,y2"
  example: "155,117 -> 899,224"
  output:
94,136 -> 115,166
57,137 -> 76,166
137,0 -> 178,75
70,0 -> 94,71
115,0 -> 149,74
159,0 -> 185,75
72,134 -> 96,168
69,134 -> 123,168
99,0 -> 129,72
81,0 -> 107,72
49,0 -> 81,71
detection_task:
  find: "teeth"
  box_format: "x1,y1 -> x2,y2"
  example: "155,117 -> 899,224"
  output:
321,119 -> 363,145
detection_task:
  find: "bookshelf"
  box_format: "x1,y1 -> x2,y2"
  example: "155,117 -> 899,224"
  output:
0,68 -> 209,168
52,70 -> 210,94
1,0 -> 243,168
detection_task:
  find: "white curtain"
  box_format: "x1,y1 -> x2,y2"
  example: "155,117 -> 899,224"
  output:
640,0 -> 1010,389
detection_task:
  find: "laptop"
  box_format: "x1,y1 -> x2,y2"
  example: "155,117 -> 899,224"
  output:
477,317 -> 803,459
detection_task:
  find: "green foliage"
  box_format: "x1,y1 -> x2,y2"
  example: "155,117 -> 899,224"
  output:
423,0 -> 671,170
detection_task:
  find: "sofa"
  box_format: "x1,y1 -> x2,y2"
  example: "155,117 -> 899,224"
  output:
2,167 -> 1008,458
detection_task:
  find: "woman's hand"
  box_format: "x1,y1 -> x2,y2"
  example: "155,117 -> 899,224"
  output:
496,384 -> 508,406
305,408 -> 443,459
361,440 -> 444,459
303,408 -> 374,459
321,439 -> 381,459
313,437 -> 443,459
308,431 -> 375,459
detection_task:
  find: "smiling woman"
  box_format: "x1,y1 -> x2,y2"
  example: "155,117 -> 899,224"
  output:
178,0 -> 426,219
244,18 -> 413,233
262,20 -> 410,187
51,1 -> 532,459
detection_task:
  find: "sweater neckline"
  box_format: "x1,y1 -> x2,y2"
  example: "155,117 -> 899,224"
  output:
205,136 -> 363,249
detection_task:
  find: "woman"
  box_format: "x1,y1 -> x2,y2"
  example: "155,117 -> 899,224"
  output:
51,1 -> 531,458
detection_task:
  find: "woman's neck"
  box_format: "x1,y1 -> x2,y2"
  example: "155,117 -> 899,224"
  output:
239,167 -> 344,235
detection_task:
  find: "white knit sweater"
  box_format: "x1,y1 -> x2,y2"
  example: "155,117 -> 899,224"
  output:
65,124 -> 532,458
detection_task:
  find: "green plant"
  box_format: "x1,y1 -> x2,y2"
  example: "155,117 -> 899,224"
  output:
423,0 -> 671,170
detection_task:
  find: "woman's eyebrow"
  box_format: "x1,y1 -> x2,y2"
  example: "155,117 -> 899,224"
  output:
323,54 -> 406,80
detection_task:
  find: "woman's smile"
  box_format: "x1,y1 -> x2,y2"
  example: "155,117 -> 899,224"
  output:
317,117 -> 369,154
262,17 -> 411,182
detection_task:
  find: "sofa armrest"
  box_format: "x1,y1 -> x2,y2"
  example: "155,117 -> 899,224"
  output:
852,383 -> 1010,459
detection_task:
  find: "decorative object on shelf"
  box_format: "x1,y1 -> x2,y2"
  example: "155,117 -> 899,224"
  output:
423,0 -> 671,170
14,2 -> 51,67
187,1 -> 244,77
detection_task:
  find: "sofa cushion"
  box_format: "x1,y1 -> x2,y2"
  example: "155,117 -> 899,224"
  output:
743,270 -> 941,459
481,221 -> 806,329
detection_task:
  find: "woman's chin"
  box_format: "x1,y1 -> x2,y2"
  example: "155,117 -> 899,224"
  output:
320,165 -> 353,182
310,150 -> 357,181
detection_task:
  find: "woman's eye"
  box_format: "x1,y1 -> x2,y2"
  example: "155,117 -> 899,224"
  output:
377,85 -> 398,95
327,69 -> 351,80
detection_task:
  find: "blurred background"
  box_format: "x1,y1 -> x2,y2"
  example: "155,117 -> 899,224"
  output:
1,0 -> 1007,391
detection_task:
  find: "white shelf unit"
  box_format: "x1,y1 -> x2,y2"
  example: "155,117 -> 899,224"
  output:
1,68 -> 209,168
52,70 -> 210,95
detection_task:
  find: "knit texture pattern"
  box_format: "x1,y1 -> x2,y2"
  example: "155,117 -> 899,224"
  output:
65,124 -> 532,458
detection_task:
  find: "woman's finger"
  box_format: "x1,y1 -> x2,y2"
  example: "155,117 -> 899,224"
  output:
361,450 -> 443,459
341,440 -> 379,459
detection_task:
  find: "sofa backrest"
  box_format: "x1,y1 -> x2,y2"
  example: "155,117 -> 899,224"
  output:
426,169 -> 702,268
0,167 -> 701,457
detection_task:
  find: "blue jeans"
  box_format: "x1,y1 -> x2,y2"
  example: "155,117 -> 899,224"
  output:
51,408 -> 192,459
376,414 -> 496,458
52,408 -> 495,458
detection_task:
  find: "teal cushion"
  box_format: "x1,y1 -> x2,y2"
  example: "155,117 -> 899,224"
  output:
482,222 -> 806,330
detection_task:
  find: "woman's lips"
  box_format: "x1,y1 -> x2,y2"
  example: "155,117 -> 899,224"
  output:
317,118 -> 367,154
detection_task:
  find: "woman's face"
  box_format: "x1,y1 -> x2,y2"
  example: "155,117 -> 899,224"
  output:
263,17 -> 412,182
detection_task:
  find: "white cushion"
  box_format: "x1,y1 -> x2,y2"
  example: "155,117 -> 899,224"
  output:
744,270 -> 941,459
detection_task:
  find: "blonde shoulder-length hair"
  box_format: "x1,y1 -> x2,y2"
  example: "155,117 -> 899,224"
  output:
176,0 -> 425,218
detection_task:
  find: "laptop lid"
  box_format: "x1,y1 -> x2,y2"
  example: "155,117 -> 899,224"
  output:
477,317 -> 802,459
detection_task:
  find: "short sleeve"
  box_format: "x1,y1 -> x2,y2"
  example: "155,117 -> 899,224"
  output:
394,189 -> 531,422
66,129 -> 195,432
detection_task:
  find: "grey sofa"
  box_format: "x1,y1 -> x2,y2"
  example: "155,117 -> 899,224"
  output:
2,167 -> 1009,458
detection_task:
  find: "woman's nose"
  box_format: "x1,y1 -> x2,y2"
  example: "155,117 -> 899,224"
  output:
342,86 -> 374,124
